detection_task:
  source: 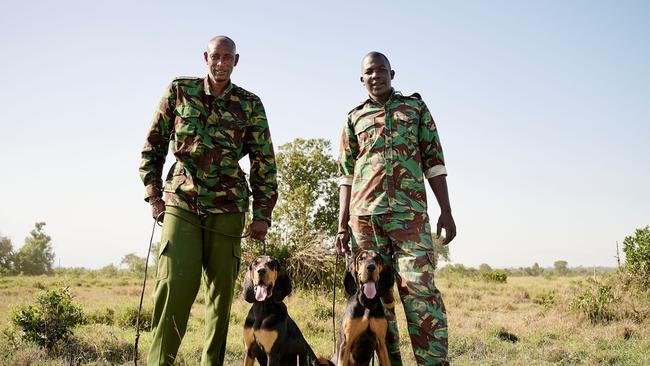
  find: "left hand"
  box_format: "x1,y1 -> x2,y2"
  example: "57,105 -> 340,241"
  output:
437,211 -> 456,245
246,220 -> 270,241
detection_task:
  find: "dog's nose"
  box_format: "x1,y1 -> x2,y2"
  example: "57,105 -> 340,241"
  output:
257,268 -> 267,276
367,264 -> 376,272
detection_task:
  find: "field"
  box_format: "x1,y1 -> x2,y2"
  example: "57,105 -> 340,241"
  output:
1,272 -> 649,365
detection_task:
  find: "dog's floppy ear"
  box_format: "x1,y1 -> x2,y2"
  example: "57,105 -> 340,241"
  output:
343,258 -> 358,296
272,263 -> 292,302
242,263 -> 256,303
377,257 -> 394,297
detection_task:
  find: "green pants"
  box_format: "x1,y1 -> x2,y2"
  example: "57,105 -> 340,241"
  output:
350,212 -> 448,366
148,206 -> 245,366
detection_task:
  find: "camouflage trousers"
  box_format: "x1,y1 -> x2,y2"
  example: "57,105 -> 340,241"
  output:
350,212 -> 448,366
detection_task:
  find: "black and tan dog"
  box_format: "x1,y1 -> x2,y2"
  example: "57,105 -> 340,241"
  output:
336,250 -> 394,366
242,255 -> 333,366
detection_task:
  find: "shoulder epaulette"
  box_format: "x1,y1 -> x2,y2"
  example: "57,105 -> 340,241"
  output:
173,76 -> 201,82
232,84 -> 259,100
406,92 -> 422,100
348,100 -> 368,115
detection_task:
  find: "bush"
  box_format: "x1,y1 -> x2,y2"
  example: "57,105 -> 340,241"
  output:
623,226 -> 650,288
12,287 -> 84,350
481,270 -> 508,283
438,263 -> 479,278
533,291 -> 556,309
570,278 -> 616,324
85,307 -> 115,326
116,305 -> 152,330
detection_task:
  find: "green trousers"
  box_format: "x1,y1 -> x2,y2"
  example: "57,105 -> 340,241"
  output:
148,206 -> 245,366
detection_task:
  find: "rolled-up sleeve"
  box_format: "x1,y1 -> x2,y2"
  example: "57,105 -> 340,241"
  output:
418,102 -> 447,178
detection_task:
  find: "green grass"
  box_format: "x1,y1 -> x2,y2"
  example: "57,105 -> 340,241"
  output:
0,273 -> 649,365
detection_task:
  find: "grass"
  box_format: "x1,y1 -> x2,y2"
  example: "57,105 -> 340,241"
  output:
1,273 -> 649,365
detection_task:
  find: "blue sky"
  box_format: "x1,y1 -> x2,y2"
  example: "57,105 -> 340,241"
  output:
1,0 -> 648,269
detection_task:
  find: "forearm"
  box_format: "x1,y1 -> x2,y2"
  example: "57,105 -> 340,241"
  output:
337,184 -> 351,231
428,175 -> 452,213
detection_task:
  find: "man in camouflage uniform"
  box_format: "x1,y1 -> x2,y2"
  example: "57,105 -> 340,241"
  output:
139,36 -> 278,366
336,52 -> 456,366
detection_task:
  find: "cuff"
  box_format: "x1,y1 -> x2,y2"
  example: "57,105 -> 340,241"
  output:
424,165 -> 447,179
338,175 -> 353,186
144,185 -> 162,202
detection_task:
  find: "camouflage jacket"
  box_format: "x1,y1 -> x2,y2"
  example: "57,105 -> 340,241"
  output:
139,76 -> 278,223
338,90 -> 447,216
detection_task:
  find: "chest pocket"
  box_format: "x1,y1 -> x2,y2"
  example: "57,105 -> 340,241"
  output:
393,111 -> 419,146
354,117 -> 376,151
174,104 -> 202,139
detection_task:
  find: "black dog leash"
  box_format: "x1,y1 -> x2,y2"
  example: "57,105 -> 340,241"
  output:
133,210 -> 253,365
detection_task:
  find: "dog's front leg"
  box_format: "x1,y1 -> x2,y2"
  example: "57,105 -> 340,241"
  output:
337,338 -> 351,366
243,353 -> 255,366
370,319 -> 390,366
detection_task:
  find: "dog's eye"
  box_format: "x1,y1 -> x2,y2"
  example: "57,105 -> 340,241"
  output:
268,262 -> 276,270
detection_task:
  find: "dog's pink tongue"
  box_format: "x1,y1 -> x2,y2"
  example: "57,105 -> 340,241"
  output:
255,285 -> 268,301
363,281 -> 377,299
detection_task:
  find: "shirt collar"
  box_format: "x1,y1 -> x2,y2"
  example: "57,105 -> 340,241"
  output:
366,88 -> 399,107
203,75 -> 234,98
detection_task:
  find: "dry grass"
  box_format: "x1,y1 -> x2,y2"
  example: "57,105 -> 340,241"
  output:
1,273 -> 649,365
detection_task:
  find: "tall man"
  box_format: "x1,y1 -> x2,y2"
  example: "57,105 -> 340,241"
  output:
336,52 -> 456,366
139,36 -> 278,366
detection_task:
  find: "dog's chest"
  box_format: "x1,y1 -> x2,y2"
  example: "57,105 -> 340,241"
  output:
254,328 -> 279,352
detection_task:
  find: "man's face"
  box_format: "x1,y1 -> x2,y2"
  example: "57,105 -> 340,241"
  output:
204,40 -> 239,83
361,54 -> 394,102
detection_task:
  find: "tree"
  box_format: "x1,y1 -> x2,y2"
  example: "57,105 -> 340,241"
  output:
0,235 -> 14,274
553,260 -> 569,275
121,253 -> 146,272
623,225 -> 650,287
531,262 -> 542,276
479,263 -> 492,273
13,222 -> 55,275
270,138 -> 339,247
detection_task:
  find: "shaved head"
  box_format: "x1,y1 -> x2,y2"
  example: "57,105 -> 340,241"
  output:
362,51 -> 391,70
207,35 -> 236,54
360,51 -> 394,104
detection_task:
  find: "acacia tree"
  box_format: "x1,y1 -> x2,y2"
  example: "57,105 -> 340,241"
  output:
13,222 -> 55,275
121,253 -> 146,272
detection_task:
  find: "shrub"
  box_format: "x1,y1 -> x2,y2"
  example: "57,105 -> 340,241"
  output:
533,291 -> 556,309
481,270 -> 508,283
439,263 -> 479,278
570,279 -> 616,324
116,305 -> 152,330
85,307 -> 115,326
11,286 -> 84,350
623,226 -> 650,288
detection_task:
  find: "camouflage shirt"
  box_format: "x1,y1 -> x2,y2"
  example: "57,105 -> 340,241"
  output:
338,90 -> 447,216
140,76 -> 278,223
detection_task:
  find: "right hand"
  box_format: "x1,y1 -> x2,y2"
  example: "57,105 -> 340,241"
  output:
335,229 -> 350,255
150,198 -> 166,222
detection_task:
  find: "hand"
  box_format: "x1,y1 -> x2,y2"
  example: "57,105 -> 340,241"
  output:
437,211 -> 456,245
246,220 -> 269,241
150,198 -> 166,223
335,229 -> 350,255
